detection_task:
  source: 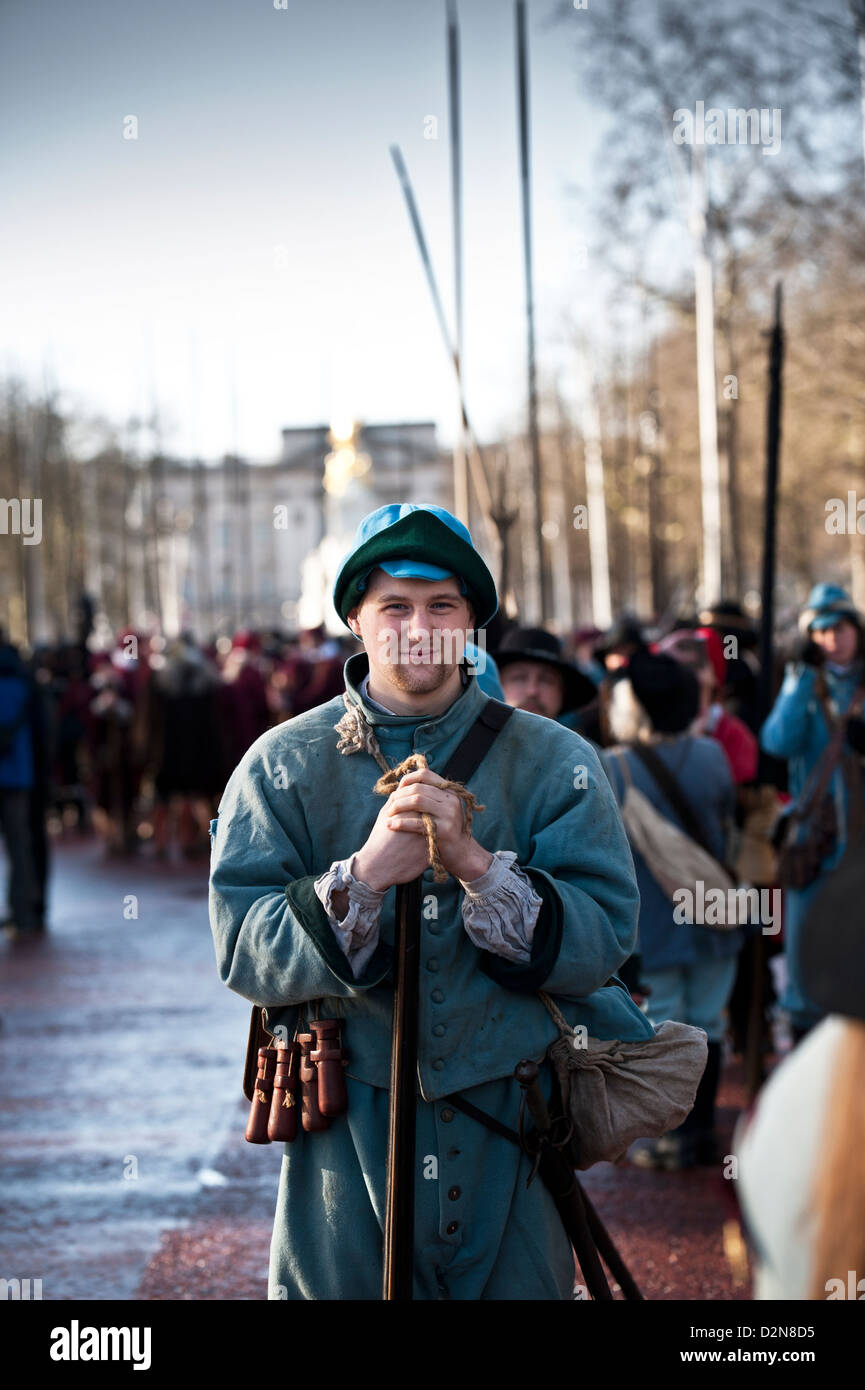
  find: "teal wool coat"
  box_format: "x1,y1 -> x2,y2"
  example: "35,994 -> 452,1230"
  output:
760,659 -> 865,1028
209,654 -> 652,1300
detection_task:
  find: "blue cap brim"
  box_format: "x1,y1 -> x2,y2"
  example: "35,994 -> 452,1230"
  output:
380,559 -> 454,581
810,614 -> 847,631
357,560 -> 467,592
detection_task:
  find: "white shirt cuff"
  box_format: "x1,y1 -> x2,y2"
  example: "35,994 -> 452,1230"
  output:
460,850 -> 542,963
314,855 -> 386,979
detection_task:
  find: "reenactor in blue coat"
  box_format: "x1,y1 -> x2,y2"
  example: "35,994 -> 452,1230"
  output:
209,502 -> 652,1300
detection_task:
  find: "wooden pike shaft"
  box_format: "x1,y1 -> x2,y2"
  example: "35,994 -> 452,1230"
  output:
388,143 -> 500,568
689,145 -> 723,608
382,876 -> 423,1300
446,0 -> 469,524
515,0 -> 550,623
758,282 -> 784,722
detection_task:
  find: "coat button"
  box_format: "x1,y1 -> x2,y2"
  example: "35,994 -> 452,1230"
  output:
426,959 -> 439,972
446,1222 -> 459,1235
431,989 -> 445,1003
432,1059 -> 444,1071
432,1023 -> 446,1037
427,921 -> 441,935
447,1148 -> 460,1159
448,1187 -> 461,1201
441,1108 -> 454,1122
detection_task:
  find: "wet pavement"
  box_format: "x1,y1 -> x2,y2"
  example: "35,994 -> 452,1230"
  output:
580,1065 -> 753,1300
0,834 -> 281,1301
1,834 -> 765,1301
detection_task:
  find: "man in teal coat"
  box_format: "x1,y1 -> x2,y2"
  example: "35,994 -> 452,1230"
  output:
209,502 -> 652,1300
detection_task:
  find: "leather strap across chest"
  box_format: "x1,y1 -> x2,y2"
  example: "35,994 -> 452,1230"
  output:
438,697 -> 514,781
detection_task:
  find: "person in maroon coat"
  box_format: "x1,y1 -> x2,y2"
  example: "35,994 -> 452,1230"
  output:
145,636 -> 224,857
217,632 -> 272,781
85,651 -> 140,854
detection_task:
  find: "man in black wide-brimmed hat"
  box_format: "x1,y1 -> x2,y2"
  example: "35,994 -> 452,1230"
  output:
494,626 -> 597,725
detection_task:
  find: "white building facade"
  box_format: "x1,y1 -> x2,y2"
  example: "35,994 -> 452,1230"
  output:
88,420 -> 450,639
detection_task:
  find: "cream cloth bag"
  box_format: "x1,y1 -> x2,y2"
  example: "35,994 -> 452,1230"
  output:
539,992 -> 708,1168
609,749 -> 736,904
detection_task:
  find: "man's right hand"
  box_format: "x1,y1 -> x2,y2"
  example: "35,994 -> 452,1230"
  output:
352,796 -> 432,892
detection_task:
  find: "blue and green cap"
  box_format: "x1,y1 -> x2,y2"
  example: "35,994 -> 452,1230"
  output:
799,583 -> 862,633
333,502 -> 498,629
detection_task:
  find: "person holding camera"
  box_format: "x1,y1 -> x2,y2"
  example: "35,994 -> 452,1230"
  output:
760,583 -> 865,1044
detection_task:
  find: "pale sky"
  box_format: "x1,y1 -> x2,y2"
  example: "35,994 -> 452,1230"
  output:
2,0 -> 609,462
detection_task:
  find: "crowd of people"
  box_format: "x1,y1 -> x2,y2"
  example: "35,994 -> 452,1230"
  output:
0,624 -> 349,909
3,521 -> 864,1299
486,585 -> 865,1178
2,580 -> 863,1131
203,500 -> 865,1302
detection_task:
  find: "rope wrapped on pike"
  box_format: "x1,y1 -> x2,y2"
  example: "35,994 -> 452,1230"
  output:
373,754 -> 484,884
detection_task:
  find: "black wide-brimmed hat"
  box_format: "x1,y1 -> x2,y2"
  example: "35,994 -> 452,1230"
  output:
626,648 -> 700,734
494,626 -> 597,711
798,851 -> 865,1023
698,599 -> 758,645
594,614 -> 649,663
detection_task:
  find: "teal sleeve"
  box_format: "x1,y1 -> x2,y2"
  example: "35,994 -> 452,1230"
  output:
760,664 -> 819,760
513,733 -> 640,1002
283,875 -> 393,988
209,746 -> 388,1006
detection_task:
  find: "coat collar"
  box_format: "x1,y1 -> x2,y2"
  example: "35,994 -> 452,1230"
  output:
343,651 -> 488,739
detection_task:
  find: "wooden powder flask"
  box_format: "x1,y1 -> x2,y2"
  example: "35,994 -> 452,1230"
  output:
245,1046 -> 278,1145
297,1033 -> 331,1132
310,1018 -> 349,1117
268,1041 -> 301,1143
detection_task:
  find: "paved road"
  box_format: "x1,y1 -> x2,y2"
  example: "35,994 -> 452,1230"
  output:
1,834 -> 759,1301
0,835 -> 281,1301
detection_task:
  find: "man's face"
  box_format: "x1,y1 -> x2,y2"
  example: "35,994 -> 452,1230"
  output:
347,570 -> 474,697
500,660 -> 565,719
812,618 -> 859,666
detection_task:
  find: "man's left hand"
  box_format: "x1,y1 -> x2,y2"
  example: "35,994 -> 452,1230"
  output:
384,767 -> 493,883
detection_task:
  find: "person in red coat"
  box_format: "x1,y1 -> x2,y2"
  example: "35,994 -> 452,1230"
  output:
655,628 -> 758,783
